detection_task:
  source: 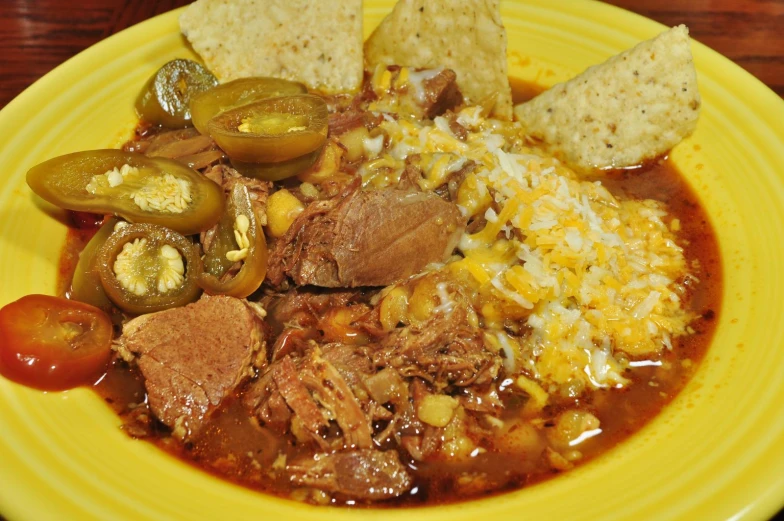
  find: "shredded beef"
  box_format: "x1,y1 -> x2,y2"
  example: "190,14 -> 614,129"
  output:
273,356 -> 330,437
374,309 -> 502,389
123,127 -> 224,170
245,346 -> 373,450
299,348 -> 374,449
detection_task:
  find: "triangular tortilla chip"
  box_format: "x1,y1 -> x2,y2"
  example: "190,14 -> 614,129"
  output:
180,0 -> 363,93
364,0 -> 512,120
515,25 -> 701,171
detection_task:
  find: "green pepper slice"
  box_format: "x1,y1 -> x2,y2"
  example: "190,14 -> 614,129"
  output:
96,223 -> 202,315
190,77 -> 307,135
199,184 -> 268,298
70,217 -> 120,313
207,94 -> 328,163
27,150 -> 224,235
136,59 -> 218,128
230,146 -> 322,182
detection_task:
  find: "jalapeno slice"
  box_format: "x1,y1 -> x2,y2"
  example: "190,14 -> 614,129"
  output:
199,184 -> 268,298
190,77 -> 307,135
27,150 -> 224,235
230,146 -> 322,182
207,94 -> 328,163
136,59 -> 218,128
96,223 -> 202,315
70,217 -> 119,313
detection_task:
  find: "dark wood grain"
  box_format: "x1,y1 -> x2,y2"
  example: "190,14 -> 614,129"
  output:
0,0 -> 782,109
0,1 -> 781,521
605,0 -> 784,98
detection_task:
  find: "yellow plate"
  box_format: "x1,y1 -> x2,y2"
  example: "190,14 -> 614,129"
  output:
1,1 -> 784,520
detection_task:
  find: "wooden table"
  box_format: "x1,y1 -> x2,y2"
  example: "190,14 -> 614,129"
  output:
0,1 -> 782,521
0,0 -> 782,109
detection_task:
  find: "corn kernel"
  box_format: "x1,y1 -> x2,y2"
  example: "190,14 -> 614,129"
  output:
297,140 -> 343,184
409,279 -> 437,323
339,126 -> 370,162
371,64 -> 392,95
267,189 -> 305,238
395,67 -> 410,89
516,375 -> 549,413
379,286 -> 410,330
417,395 -> 459,427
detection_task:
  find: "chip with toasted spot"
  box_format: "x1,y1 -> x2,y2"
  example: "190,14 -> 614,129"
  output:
514,25 -> 701,171
364,0 -> 512,120
179,0 -> 363,93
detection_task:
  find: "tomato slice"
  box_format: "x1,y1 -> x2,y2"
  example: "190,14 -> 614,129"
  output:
0,295 -> 114,391
207,94 -> 328,163
190,77 -> 307,135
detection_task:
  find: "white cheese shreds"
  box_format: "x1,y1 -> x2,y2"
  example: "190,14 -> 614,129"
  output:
367,102 -> 694,391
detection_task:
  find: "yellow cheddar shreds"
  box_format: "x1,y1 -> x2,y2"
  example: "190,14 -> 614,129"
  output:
369,105 -> 694,391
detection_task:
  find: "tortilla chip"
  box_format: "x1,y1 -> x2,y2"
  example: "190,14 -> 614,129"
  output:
180,0 -> 363,93
364,0 -> 512,120
514,25 -> 701,171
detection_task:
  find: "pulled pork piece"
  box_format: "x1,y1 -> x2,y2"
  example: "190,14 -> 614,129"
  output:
288,449 -> 412,500
375,308 -> 502,388
268,186 -> 465,288
245,347 -> 373,450
124,127 -> 224,170
203,164 -> 270,219
273,356 -> 330,440
300,348 -> 373,449
116,295 -> 266,439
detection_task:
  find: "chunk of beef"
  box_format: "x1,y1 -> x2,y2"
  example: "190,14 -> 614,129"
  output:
444,111 -> 469,141
268,187 -> 465,288
421,68 -> 464,119
325,86 -> 383,137
116,295 -> 266,439
374,308 -> 502,389
269,327 -> 320,362
361,66 -> 462,120
287,449 -> 412,500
